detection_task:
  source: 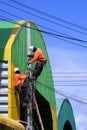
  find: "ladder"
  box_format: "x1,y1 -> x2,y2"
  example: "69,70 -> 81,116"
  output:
19,66 -> 44,130
25,81 -> 44,130
0,61 -> 8,116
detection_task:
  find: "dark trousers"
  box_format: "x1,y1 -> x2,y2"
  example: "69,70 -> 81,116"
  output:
32,63 -> 44,80
15,85 -> 28,106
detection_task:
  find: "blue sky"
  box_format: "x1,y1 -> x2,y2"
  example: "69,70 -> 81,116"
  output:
0,0 -> 87,129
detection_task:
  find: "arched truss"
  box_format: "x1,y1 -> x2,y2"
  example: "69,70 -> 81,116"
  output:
0,20 -> 76,130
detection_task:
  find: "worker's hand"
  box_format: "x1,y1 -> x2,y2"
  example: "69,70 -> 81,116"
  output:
27,54 -> 34,58
28,61 -> 31,66
27,54 -> 31,57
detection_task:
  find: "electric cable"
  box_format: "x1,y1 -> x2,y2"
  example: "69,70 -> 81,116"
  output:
0,15 -> 87,49
5,0 -> 87,35
26,67 -> 87,105
0,8 -> 79,40
0,4 -> 87,49
0,9 -> 86,44
52,71 -> 87,74
0,8 -> 79,39
53,76 -> 87,78
54,80 -> 87,82
36,80 -> 87,105
1,0 -> 87,36
9,0 -> 87,31
1,0 -> 87,50
54,84 -> 87,86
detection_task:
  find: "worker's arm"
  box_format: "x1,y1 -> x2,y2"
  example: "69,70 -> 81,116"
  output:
20,75 -> 27,80
29,50 -> 40,64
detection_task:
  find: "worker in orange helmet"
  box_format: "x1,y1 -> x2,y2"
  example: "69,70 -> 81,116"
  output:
14,67 -> 27,93
28,46 -> 47,80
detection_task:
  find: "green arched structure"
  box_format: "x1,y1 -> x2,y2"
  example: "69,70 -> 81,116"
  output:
56,98 -> 76,130
0,20 -> 76,130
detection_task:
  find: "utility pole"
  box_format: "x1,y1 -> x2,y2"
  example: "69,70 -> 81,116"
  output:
25,66 -> 44,130
26,82 -> 33,130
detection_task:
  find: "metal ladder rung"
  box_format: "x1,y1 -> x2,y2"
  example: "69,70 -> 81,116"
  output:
0,100 -> 8,105
0,93 -> 8,96
0,107 -> 8,112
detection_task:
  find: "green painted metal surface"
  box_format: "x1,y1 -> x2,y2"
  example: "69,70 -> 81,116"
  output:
0,20 -> 56,108
30,22 -> 56,109
56,98 -> 76,130
0,21 -> 15,60
12,23 -> 27,73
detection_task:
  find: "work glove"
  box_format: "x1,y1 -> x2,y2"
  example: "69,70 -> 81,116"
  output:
28,61 -> 31,66
27,54 -> 34,58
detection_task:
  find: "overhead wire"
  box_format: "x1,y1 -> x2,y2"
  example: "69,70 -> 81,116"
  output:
25,68 -> 87,105
0,7 -> 87,44
0,8 -> 77,39
53,73 -> 87,84
53,84 -> 87,86
54,80 -> 87,82
0,1 -> 87,42
9,0 -> 87,31
0,74 -> 87,107
53,73 -> 87,82
52,71 -> 87,74
53,72 -> 87,85
0,1 -> 87,50
5,0 -> 87,35
0,14 -> 87,49
1,0 -> 77,32
53,76 -> 87,78
0,0 -> 87,38
36,80 -> 87,105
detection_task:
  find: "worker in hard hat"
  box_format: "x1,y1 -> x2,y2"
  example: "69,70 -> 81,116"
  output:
14,67 -> 27,93
14,67 -> 29,108
28,46 -> 47,80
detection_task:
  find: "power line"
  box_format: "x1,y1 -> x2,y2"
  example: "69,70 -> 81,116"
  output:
0,8 -> 77,39
52,72 -> 87,74
1,15 -> 87,49
1,0 -> 87,36
53,76 -> 87,78
1,2 -> 87,49
0,8 -> 86,44
0,8 -> 79,40
8,0 -> 87,33
36,81 -> 87,105
54,80 -> 87,82
54,84 -> 87,86
1,77 -> 87,105
0,2 -> 87,50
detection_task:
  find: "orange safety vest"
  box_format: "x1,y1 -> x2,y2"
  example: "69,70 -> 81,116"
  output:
14,74 -> 26,87
29,48 -> 45,64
